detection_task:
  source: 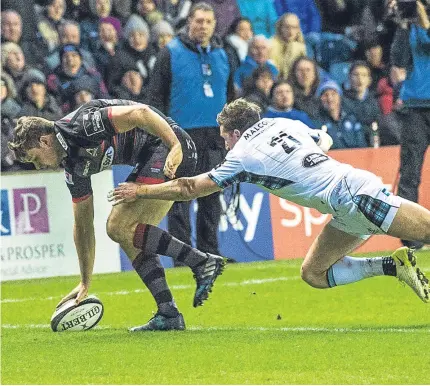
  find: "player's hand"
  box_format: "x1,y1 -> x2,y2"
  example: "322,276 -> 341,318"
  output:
107,182 -> 139,206
57,282 -> 89,308
164,143 -> 183,179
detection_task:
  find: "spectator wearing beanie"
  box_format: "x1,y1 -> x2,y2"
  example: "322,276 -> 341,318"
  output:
66,74 -> 100,109
45,20 -> 97,71
151,20 -> 175,52
47,44 -> 110,111
313,80 -> 370,149
18,72 -> 63,121
92,16 -> 122,79
106,14 -> 156,91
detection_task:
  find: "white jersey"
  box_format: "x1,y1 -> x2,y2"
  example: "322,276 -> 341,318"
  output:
208,118 -> 354,214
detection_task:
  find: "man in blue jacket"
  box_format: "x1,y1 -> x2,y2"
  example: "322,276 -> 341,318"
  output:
390,0 -> 430,250
148,1 -> 234,258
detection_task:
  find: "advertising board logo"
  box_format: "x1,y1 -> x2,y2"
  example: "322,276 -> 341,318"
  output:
1,188 -> 50,236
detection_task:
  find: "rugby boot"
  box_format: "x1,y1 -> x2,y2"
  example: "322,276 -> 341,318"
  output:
193,253 -> 226,307
129,313 -> 185,332
392,247 -> 429,303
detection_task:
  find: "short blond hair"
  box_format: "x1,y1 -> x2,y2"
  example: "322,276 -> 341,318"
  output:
8,117 -> 55,162
217,98 -> 261,134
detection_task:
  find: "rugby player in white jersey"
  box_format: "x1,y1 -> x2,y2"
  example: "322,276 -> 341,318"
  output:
109,99 -> 430,303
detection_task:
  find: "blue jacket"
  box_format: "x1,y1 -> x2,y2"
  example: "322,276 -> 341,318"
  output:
234,56 -> 279,91
396,25 -> 430,106
273,0 -> 321,35
147,33 -> 234,129
236,0 -> 278,37
264,107 -> 315,127
313,107 -> 369,149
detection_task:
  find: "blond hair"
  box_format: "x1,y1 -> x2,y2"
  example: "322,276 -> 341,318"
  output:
217,98 -> 261,134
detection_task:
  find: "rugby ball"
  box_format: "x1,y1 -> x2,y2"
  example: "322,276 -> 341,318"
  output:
50,295 -> 104,332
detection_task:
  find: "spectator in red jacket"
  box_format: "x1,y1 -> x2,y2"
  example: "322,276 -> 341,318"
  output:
377,65 -> 407,115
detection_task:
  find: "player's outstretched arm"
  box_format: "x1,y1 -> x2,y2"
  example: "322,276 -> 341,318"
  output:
109,104 -> 182,178
108,173 -> 222,205
57,196 -> 96,307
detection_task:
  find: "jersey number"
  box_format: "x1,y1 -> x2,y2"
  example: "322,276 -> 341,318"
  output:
269,131 -> 301,154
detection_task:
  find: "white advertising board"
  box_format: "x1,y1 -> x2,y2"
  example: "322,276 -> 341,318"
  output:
1,170 -> 120,281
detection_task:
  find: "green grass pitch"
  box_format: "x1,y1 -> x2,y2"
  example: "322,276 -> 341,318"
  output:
2,250 -> 430,384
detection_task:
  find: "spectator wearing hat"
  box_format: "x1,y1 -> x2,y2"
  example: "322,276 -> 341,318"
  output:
155,0 -> 191,30
92,16 -> 122,80
36,0 -> 67,53
106,14 -> 156,91
234,35 -> 278,95
264,80 -> 315,127
18,73 -> 62,121
287,56 -> 321,120
343,61 -> 381,128
1,73 -> 24,172
45,20 -> 97,71
66,74 -> 100,109
269,13 -> 307,80
111,69 -> 146,101
151,20 -> 175,53
1,43 -> 47,99
313,80 -> 370,149
47,44 -> 110,111
136,0 -> 164,27
1,10 -> 50,71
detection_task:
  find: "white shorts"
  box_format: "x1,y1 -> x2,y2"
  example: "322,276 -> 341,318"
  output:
328,168 -> 403,240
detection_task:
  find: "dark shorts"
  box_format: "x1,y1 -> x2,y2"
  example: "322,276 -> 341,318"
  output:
126,127 -> 197,185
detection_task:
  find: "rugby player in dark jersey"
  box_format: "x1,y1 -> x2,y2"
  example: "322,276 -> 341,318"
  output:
8,99 -> 226,331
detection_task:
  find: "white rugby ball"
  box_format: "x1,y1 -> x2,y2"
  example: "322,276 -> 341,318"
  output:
50,295 -> 104,332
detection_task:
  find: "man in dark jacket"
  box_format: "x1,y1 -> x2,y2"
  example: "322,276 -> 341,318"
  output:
148,1 -> 234,256
390,0 -> 430,250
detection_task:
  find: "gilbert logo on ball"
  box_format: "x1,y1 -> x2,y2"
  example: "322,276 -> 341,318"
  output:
51,295 -> 104,332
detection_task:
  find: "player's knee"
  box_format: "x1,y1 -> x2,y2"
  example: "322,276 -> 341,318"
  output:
106,217 -> 127,244
300,264 -> 320,288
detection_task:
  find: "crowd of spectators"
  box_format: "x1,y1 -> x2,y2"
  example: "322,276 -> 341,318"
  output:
0,0 -> 423,173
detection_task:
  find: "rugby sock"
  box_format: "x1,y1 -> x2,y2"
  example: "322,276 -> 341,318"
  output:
132,252 -> 179,317
133,224 -> 208,272
327,256 -> 396,287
